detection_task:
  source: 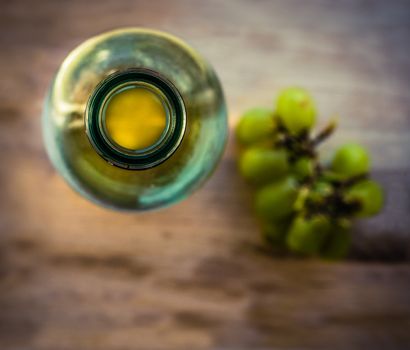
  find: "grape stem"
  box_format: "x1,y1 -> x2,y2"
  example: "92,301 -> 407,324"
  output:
311,119 -> 338,146
304,186 -> 361,219
275,119 -> 337,161
273,115 -> 366,219
275,122 -> 316,160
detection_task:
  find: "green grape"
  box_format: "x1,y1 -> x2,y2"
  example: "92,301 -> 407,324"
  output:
254,177 -> 299,222
292,157 -> 315,180
345,180 -> 384,217
286,215 -> 331,255
321,223 -> 351,260
239,148 -> 289,186
321,170 -> 346,184
331,143 -> 370,178
275,87 -> 316,135
236,108 -> 275,145
261,219 -> 291,246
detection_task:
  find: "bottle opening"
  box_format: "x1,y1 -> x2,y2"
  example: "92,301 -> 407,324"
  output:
86,69 -> 186,170
103,84 -> 169,151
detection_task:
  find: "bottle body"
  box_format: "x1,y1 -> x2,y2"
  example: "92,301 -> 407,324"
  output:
43,28 -> 227,211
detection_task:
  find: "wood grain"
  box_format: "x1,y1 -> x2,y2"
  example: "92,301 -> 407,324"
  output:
0,0 -> 410,349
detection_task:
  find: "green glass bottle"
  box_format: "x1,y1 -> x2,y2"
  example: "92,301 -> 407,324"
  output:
43,28 -> 227,211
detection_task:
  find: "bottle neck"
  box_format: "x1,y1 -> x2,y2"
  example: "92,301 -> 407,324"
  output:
86,69 -> 186,170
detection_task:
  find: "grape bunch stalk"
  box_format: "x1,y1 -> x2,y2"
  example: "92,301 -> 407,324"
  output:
236,87 -> 384,259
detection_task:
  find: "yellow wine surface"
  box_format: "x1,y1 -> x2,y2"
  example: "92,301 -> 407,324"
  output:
105,87 -> 167,150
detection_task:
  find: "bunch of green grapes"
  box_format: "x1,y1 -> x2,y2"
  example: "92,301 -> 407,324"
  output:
236,87 -> 384,259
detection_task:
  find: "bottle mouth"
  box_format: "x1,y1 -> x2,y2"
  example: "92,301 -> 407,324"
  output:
86,68 -> 186,170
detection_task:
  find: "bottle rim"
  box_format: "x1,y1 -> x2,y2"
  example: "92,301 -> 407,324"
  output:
85,68 -> 186,170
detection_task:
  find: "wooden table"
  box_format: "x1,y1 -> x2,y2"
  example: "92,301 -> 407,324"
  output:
1,0 -> 409,349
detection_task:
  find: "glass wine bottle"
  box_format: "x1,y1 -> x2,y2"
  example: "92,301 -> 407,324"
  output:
43,28 -> 227,211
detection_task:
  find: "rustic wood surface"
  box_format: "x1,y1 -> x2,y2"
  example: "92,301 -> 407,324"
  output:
1,0 -> 410,349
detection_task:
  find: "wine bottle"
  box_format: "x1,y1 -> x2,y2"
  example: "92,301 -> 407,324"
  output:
43,28 -> 227,211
